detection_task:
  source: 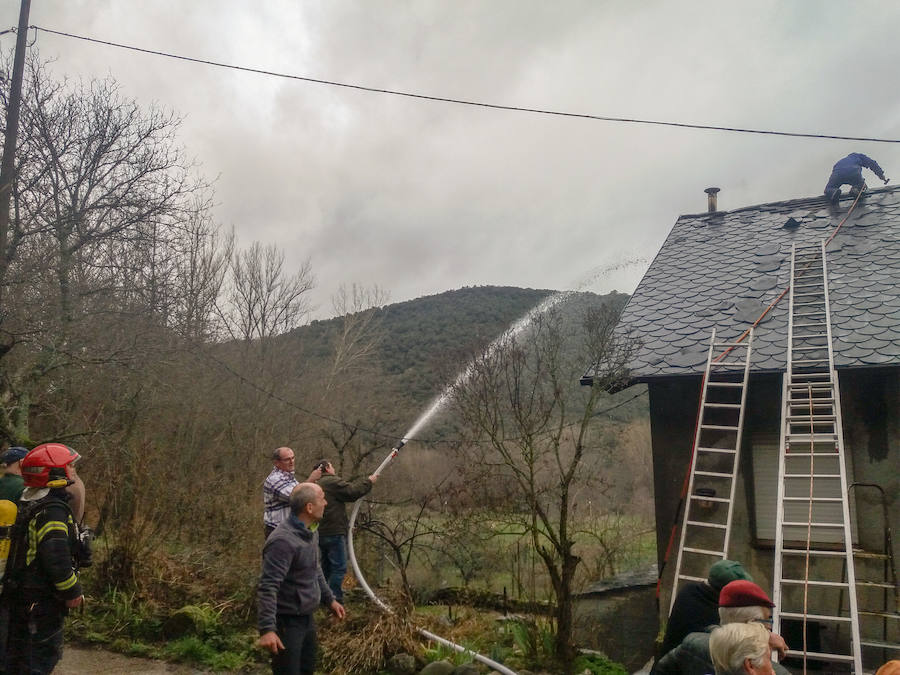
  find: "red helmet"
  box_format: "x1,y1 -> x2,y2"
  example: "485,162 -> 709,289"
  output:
21,443 -> 81,489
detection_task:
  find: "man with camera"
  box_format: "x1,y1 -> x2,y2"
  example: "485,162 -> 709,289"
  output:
313,460 -> 377,602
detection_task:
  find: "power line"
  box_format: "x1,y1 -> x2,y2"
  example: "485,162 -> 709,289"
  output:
28,25 -> 900,144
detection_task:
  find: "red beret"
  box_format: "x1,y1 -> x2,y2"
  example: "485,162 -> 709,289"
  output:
718,580 -> 775,608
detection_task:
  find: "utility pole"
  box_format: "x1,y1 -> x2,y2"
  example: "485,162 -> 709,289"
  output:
0,0 -> 32,306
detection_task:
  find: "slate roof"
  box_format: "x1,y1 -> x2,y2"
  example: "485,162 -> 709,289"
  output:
607,185 -> 900,381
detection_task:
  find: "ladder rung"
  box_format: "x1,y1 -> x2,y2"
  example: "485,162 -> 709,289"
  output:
700,424 -> 739,431
682,546 -> 727,556
677,574 -> 706,583
713,341 -> 748,349
697,446 -> 737,454
783,496 -> 843,502
704,403 -> 742,409
783,548 -> 848,557
783,649 -> 854,662
690,495 -> 731,503
792,346 -> 829,352
785,434 -> 838,442
779,612 -> 852,623
706,381 -> 744,388
782,521 -> 846,528
784,473 -> 841,478
789,399 -> 834,405
783,453 -> 838,459
695,470 -> 734,478
780,578 -> 850,588
793,322 -> 826,328
711,360 -> 748,367
686,520 -> 727,529
788,382 -> 832,389
792,359 -> 830,365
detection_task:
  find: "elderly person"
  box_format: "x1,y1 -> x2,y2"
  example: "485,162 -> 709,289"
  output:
263,447 -> 322,538
709,622 -> 775,675
257,483 -> 345,674
652,580 -> 789,675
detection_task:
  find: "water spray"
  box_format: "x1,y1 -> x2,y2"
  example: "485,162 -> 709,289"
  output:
348,433 -> 518,674
345,259 -> 649,675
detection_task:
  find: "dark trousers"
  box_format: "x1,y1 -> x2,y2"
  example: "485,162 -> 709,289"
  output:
318,534 -> 347,602
272,613 -> 317,675
4,597 -> 66,675
825,166 -> 865,200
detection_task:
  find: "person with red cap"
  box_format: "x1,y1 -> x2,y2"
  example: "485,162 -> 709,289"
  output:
652,580 -> 789,675
659,559 -> 753,657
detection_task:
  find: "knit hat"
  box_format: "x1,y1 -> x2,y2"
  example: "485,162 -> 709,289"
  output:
0,446 -> 28,466
718,580 -> 775,608
708,560 -> 752,591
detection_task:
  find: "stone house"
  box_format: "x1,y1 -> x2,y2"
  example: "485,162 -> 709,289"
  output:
585,186 -> 900,669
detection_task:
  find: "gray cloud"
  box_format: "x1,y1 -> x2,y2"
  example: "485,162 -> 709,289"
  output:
3,1 -> 899,317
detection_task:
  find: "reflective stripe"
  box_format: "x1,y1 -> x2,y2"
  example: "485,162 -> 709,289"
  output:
36,521 -> 68,541
55,571 -> 78,591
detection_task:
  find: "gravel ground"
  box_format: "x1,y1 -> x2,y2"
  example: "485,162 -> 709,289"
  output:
55,645 -> 215,674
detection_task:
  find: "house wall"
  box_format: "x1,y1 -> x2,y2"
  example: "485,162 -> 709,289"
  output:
649,368 -> 899,634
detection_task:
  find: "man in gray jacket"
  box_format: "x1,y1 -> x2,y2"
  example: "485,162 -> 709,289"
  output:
257,483 -> 345,674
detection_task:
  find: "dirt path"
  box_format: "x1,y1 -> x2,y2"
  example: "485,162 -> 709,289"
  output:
56,645 -> 214,674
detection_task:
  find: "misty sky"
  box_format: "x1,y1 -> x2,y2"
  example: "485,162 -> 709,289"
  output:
3,1 -> 899,318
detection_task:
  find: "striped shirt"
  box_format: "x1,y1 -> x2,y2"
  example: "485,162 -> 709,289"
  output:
263,467 -> 298,528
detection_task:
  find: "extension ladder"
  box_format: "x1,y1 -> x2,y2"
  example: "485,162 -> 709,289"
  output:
669,328 -> 753,611
773,241 -> 862,673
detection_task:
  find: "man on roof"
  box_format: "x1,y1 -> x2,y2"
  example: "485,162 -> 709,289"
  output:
824,152 -> 889,205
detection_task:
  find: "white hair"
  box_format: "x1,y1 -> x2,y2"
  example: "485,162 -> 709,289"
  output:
718,604 -> 767,625
709,622 -> 770,675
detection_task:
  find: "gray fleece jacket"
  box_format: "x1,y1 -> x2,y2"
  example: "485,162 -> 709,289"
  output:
257,516 -> 334,634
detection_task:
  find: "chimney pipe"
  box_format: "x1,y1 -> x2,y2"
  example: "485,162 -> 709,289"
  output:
705,187 -> 720,213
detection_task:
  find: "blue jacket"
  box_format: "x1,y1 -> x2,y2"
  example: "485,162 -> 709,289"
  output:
257,516 -> 334,634
831,153 -> 885,181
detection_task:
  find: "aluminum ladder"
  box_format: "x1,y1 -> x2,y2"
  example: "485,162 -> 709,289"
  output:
669,327 -> 753,611
773,241 -> 862,673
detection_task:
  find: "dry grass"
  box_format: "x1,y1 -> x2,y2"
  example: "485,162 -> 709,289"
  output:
318,591 -> 424,675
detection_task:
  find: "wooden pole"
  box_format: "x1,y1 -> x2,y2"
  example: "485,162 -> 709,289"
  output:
0,0 -> 32,304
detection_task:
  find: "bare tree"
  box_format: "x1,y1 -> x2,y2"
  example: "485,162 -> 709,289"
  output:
450,298 -> 636,669
0,56 -> 209,445
219,241 -> 314,344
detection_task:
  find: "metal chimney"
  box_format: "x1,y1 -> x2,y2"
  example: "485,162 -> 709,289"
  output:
705,187 -> 720,213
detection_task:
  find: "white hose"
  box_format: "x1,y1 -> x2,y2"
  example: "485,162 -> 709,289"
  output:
347,443 -> 518,675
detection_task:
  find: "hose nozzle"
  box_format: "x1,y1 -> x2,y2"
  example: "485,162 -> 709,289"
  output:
393,439 -> 407,452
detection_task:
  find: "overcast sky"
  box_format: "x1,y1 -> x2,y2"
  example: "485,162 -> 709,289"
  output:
3,1 -> 899,319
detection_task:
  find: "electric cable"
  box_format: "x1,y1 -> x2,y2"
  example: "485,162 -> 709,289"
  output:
24,25 -> 900,144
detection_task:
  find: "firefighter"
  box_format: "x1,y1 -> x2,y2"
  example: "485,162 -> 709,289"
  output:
2,443 -> 86,674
